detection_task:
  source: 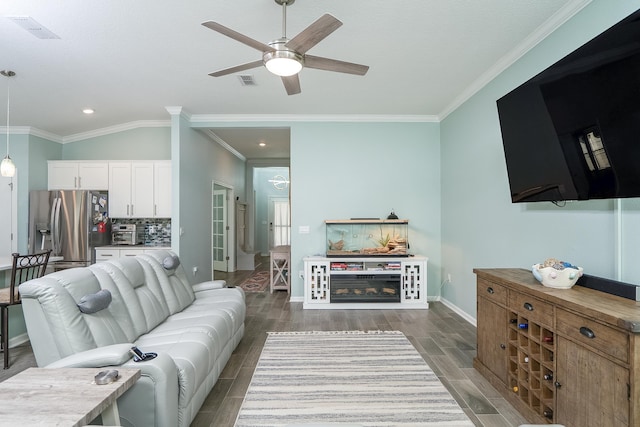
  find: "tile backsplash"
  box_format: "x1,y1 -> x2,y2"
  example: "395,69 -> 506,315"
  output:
111,218 -> 171,246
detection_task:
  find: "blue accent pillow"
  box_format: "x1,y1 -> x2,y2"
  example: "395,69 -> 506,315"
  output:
77,289 -> 112,314
162,255 -> 180,270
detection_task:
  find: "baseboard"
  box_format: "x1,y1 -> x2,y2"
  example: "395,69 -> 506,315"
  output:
9,332 -> 29,349
437,297 -> 477,327
289,296 -> 303,303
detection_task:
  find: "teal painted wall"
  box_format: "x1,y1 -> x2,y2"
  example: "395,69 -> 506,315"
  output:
440,0 -> 638,318
174,123 -> 247,282
289,121 -> 441,299
3,133 -> 61,343
62,127 -> 170,160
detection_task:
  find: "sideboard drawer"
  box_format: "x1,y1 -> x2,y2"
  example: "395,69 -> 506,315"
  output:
477,278 -> 507,306
509,291 -> 554,328
556,308 -> 628,364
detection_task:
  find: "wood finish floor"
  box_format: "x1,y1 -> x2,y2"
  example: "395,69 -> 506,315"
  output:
0,259 -> 528,427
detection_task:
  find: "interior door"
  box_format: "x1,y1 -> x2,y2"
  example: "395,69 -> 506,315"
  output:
268,196 -> 290,249
212,189 -> 228,271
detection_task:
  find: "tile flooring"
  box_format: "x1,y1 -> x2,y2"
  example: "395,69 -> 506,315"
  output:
0,259 -> 528,426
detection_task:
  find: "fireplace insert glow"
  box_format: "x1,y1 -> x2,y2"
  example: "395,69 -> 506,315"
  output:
330,274 -> 401,303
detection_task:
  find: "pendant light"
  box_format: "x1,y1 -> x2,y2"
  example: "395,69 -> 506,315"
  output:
1,70 -> 16,178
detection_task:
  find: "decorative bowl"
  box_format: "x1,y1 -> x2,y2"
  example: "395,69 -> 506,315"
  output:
532,264 -> 583,289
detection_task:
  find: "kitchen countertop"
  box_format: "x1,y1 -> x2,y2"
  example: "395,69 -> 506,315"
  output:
95,245 -> 171,250
0,255 -> 63,272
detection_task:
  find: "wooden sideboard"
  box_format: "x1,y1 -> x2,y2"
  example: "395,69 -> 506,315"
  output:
474,268 -> 640,426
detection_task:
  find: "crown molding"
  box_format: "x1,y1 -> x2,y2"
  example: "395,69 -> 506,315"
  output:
62,120 -> 171,144
189,114 -> 439,124
203,129 -> 246,162
0,126 -> 63,143
438,0 -> 593,120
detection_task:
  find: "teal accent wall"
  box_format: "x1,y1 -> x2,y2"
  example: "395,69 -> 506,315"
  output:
172,121 -> 247,282
440,0 -> 638,318
289,121 -> 441,299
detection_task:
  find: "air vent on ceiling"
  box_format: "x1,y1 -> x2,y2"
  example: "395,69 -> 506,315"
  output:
6,16 -> 60,39
237,75 -> 256,86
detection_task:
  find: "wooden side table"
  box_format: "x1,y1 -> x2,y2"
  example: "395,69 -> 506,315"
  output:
0,367 -> 140,426
270,245 -> 290,293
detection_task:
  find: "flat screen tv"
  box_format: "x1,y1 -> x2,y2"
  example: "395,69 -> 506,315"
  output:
497,8 -> 640,203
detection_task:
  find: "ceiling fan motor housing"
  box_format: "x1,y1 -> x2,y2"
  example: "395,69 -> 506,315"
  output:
263,39 -> 304,76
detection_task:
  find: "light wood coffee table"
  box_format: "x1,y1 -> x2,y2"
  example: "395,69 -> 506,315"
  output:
0,367 -> 140,426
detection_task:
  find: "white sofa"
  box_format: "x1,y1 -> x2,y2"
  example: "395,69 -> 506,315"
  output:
19,250 -> 245,427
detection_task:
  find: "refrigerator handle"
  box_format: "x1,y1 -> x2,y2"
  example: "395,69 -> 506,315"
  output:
52,197 -> 62,255
49,197 -> 57,253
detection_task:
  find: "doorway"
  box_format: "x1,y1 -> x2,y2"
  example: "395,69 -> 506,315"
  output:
212,182 -> 235,273
268,196 -> 290,249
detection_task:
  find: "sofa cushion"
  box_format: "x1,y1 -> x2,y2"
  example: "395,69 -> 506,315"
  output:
92,258 -> 171,337
138,251 -> 195,315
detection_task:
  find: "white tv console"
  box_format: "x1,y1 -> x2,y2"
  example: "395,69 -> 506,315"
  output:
303,255 -> 428,309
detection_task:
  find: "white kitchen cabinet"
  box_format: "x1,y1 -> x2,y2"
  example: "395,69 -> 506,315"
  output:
108,161 -> 171,218
48,161 -> 109,190
153,161 -> 172,218
108,162 -> 133,218
95,246 -> 169,263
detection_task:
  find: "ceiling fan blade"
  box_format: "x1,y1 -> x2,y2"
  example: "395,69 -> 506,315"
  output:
285,14 -> 342,54
282,75 -> 301,95
304,55 -> 369,76
208,60 -> 264,77
202,21 -> 275,53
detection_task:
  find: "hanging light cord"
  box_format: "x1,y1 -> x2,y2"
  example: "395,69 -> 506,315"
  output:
5,74 -> 10,157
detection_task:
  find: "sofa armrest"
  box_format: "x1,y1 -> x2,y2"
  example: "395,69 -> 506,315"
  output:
45,343 -> 134,368
117,353 -> 179,427
47,345 -> 179,427
192,280 -> 227,293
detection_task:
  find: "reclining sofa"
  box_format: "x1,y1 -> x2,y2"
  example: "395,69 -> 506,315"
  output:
19,250 -> 246,427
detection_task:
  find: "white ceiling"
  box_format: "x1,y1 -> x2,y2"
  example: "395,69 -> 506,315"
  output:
0,0 -> 588,158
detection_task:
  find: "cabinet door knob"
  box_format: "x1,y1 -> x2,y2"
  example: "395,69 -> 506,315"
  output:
500,343 -> 506,349
486,287 -> 494,294
579,326 -> 596,339
523,302 -> 534,311
554,381 -> 562,388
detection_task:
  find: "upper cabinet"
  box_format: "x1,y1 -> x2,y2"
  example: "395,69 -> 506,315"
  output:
153,161 -> 172,218
108,161 -> 171,218
48,161 -> 109,190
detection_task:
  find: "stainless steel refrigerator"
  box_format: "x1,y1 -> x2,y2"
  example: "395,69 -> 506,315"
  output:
28,190 -> 111,269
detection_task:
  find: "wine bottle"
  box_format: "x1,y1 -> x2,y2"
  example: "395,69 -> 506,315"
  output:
543,409 -> 553,419
518,323 -> 528,329
544,373 -> 553,381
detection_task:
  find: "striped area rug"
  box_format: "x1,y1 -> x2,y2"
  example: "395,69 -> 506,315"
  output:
235,331 -> 475,426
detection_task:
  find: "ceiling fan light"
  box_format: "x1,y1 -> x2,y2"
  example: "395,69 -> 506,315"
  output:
1,156 -> 16,177
265,57 -> 302,76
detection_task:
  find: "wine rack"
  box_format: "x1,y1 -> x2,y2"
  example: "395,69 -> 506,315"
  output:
507,311 -> 555,422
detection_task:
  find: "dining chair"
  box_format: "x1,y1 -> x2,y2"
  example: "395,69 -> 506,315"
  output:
0,250 -> 51,369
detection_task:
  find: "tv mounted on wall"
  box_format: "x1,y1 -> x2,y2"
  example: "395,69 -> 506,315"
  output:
497,8 -> 640,203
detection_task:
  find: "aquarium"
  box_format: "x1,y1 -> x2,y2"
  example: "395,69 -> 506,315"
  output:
325,219 -> 409,257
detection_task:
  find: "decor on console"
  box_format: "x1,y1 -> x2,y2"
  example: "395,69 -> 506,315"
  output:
326,219 -> 409,257
532,257 -> 583,289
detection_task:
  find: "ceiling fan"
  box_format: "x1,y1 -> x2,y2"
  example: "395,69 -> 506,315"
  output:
202,0 -> 369,95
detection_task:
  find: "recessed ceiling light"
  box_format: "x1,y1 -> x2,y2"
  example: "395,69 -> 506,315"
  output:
82,108 -> 95,114
259,141 -> 266,147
